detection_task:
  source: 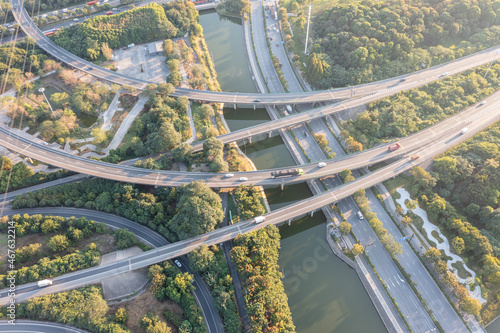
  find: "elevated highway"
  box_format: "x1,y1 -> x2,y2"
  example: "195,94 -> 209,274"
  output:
1,90 -> 500,188
1,99 -> 499,305
9,0 -> 500,104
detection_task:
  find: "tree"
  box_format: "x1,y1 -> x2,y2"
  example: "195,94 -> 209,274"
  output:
199,104 -> 215,119
50,92 -> 70,107
101,43 -> 113,60
92,127 -> 108,145
210,155 -> 229,172
460,296 -> 481,316
114,229 -> 139,249
339,169 -> 355,183
203,137 -> 224,158
339,222 -> 352,235
47,234 -> 69,252
172,143 -> 193,163
169,181 -> 224,240
401,216 -> 412,228
452,237 -> 465,254
114,308 -> 129,325
424,247 -> 442,264
351,243 -> 364,257
0,156 -> 12,171
140,313 -> 171,333
188,244 -> 214,273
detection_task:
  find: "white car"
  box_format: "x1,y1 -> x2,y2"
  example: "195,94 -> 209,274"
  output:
318,162 -> 327,168
225,173 -> 234,178
239,177 -> 248,181
479,101 -> 486,106
174,259 -> 182,268
73,18 -> 79,21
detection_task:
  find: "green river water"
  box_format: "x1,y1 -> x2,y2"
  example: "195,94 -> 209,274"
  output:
200,10 -> 386,333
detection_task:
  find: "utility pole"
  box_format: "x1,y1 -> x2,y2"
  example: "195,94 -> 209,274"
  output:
484,50 -> 500,78
38,87 -> 56,118
304,0 -> 312,55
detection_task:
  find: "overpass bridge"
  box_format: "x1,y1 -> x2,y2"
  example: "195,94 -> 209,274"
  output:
1,90 -> 499,188
2,101 -> 498,305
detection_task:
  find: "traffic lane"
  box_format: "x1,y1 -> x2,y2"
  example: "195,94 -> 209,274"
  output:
364,191 -> 467,332
0,174 -> 86,203
340,198 -> 436,332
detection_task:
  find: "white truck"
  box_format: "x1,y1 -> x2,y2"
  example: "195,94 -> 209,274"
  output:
38,279 -> 53,287
461,127 -> 469,134
254,216 -> 265,223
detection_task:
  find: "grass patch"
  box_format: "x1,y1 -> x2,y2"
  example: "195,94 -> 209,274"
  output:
227,193 -> 240,224
383,173 -> 412,198
431,230 -> 444,244
451,261 -> 472,280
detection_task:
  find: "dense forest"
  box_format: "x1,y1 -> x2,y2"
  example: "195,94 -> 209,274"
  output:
306,0 -> 500,88
12,178 -> 224,242
52,1 -> 200,60
406,122 -> 500,320
231,225 -> 296,333
23,0 -> 87,14
343,64 -> 500,148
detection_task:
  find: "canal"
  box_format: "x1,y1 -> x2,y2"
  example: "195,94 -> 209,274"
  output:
199,9 -> 386,333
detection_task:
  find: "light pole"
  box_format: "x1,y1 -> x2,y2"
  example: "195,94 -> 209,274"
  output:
484,50 -> 500,78
38,87 -> 56,118
304,0 -> 312,55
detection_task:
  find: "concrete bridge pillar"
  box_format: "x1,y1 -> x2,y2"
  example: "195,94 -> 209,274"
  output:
254,104 -> 256,110
288,219 -> 292,226
234,104 -> 237,109
312,102 -> 315,107
247,137 -> 252,144
281,183 -> 284,191
268,131 -> 272,138
310,210 -> 315,217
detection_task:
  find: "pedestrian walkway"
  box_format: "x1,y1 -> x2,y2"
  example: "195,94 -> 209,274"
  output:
101,91 -> 124,131
103,96 -> 147,152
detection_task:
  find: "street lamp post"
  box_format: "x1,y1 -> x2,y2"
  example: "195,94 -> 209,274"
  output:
484,50 -> 500,78
38,87 -> 56,118
364,239 -> 375,252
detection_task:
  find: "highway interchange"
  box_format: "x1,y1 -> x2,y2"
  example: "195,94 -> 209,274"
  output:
2,1 -> 500,332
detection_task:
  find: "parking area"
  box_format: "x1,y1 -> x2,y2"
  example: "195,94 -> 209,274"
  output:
113,42 -> 168,83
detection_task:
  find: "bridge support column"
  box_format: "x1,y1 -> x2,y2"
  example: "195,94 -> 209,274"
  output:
312,102 -> 316,107
254,104 -> 256,110
234,104 -> 237,109
247,137 -> 252,144
310,210 -> 315,217
281,183 -> 284,191
288,219 -> 292,226
268,131 -> 272,138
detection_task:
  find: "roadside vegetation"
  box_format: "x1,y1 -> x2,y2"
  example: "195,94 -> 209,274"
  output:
231,225 -> 296,333
229,185 -> 295,332
149,261 -> 207,332
341,64 -> 500,149
0,156 -> 73,193
5,286 -> 131,333
12,178 -> 224,242
189,244 -> 242,332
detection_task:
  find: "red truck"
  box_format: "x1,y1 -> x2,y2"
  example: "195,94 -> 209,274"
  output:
106,11 -> 113,15
87,1 -> 97,6
387,142 -> 401,151
44,31 -> 54,36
